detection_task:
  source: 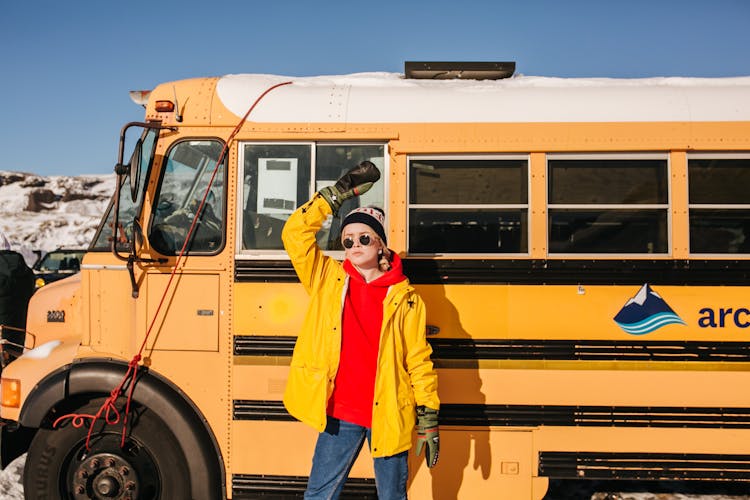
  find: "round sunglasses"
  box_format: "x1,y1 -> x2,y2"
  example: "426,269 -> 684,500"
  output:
342,234 -> 375,249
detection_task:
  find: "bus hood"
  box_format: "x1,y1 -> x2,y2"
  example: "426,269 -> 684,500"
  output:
25,273 -> 82,350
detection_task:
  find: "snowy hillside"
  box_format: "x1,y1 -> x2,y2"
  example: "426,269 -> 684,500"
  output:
0,170 -> 116,265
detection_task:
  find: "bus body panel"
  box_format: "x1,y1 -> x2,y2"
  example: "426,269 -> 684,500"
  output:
3,71 -> 750,498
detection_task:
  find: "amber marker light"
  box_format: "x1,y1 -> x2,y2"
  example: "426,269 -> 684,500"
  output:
1,378 -> 21,408
155,100 -> 175,112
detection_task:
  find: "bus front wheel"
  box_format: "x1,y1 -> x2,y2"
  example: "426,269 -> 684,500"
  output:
23,399 -> 190,499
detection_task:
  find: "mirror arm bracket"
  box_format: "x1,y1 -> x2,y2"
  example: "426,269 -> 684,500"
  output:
126,255 -> 139,299
125,255 -> 171,299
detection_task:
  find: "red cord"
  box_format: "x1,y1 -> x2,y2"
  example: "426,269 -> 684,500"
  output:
53,354 -> 141,449
53,80 -> 293,448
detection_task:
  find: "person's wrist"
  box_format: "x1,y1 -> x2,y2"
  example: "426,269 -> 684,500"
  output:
319,186 -> 342,214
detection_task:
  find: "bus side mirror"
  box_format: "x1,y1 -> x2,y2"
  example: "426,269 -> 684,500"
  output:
132,217 -> 144,254
129,138 -> 143,203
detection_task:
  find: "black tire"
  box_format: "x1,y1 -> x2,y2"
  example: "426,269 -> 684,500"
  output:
23,398 -> 190,499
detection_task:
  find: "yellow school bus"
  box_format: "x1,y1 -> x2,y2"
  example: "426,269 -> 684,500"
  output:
2,61 -> 750,499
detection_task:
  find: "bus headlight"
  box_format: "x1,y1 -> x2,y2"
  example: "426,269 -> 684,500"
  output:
1,378 -> 21,408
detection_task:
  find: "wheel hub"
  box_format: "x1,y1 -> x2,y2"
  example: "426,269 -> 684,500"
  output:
72,452 -> 138,499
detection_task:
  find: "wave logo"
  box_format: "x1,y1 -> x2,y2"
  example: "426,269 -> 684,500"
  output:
613,284 -> 686,335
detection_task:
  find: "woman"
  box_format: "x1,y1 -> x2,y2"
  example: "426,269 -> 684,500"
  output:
281,161 -> 440,500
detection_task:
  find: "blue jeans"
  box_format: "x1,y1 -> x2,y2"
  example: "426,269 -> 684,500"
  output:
305,417 -> 408,500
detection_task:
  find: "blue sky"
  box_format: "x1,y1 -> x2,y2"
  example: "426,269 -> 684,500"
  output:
1,0 -> 748,177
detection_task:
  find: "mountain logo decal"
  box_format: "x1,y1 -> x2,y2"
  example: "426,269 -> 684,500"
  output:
613,284 -> 686,335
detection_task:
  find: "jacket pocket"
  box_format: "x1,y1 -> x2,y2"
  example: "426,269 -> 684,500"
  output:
284,365 -> 328,428
396,396 -> 416,424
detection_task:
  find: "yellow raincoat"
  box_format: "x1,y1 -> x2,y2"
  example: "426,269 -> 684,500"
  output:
282,194 -> 439,457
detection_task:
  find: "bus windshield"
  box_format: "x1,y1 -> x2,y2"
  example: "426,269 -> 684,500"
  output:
148,139 -> 226,255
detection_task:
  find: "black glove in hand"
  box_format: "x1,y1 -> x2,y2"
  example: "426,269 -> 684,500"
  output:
319,161 -> 381,215
415,405 -> 440,468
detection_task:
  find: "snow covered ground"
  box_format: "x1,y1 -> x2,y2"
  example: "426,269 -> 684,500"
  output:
0,454 -> 24,499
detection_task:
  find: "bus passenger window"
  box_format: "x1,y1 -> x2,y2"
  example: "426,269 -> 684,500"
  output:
688,155 -> 750,254
407,157 -> 528,254
548,156 -> 668,254
149,140 -> 226,255
315,144 -> 385,251
239,143 -> 386,254
241,144 -> 311,251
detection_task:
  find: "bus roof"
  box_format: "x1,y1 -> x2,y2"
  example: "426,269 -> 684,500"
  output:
214,72 -> 750,124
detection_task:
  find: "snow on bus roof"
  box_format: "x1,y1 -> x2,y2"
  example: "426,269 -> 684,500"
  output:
215,72 -> 750,123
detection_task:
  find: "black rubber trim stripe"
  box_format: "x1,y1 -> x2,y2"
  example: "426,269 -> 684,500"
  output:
233,400 -> 295,421
236,258 -> 750,285
234,400 -> 750,429
235,259 -> 298,282
234,336 -> 750,363
539,452 -> 750,481
428,338 -> 750,362
232,474 -> 376,498
234,335 -> 296,357
440,404 -> 750,428
406,258 -> 750,285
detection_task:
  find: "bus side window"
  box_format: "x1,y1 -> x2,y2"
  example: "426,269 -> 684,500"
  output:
239,143 -> 386,253
315,144 -> 386,251
241,144 -> 311,251
407,157 -> 528,255
688,155 -> 750,254
547,156 -> 669,255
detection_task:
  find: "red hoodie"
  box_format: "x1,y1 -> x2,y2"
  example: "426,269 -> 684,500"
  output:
327,253 -> 406,428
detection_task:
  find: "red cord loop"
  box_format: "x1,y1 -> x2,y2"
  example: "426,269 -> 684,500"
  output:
53,413 -> 93,429
51,81 -> 293,450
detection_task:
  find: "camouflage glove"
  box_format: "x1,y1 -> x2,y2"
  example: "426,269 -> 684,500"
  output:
415,405 -> 440,468
319,161 -> 380,215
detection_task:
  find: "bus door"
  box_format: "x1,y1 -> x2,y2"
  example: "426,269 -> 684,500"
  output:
142,139 -> 227,353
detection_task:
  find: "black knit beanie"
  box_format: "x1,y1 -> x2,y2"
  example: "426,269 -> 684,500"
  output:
341,206 -> 387,244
